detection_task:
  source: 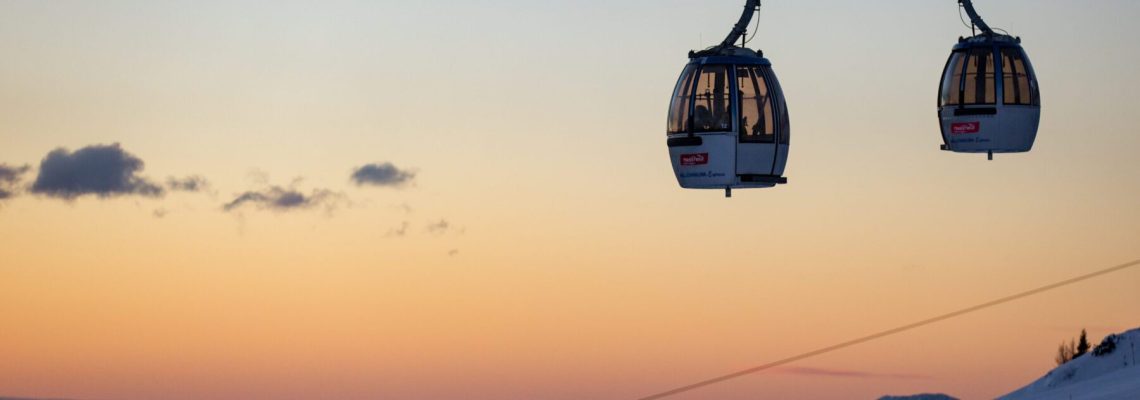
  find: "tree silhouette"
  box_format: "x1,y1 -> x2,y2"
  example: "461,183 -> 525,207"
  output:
1076,329 -> 1091,358
1055,329 -> 1091,366
1056,339 -> 1076,366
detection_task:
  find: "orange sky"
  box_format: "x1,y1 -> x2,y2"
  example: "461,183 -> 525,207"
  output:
2,1 -> 1139,399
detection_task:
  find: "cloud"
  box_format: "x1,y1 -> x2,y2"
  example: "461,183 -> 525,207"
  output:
223,186 -> 344,212
152,208 -> 169,218
0,163 -> 31,199
167,175 -> 211,192
386,221 -> 410,237
448,249 -> 459,257
426,219 -> 451,234
776,367 -> 929,380
350,163 -> 416,187
30,144 -> 163,199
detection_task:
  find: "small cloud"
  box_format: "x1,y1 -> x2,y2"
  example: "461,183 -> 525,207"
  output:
0,163 -> 31,200
167,175 -> 211,193
223,185 -> 344,213
386,221 -> 410,237
351,163 -> 416,187
30,143 -> 163,199
776,367 -> 929,380
426,219 -> 451,234
152,208 -> 169,218
448,249 -> 459,257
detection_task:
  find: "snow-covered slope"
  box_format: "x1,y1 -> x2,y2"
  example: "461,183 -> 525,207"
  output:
999,328 -> 1140,400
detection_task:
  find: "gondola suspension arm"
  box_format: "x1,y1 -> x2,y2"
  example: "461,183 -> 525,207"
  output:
717,0 -> 761,50
959,0 -> 994,35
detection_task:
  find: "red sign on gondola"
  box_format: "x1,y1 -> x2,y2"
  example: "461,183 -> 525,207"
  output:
680,153 -> 709,166
951,122 -> 981,134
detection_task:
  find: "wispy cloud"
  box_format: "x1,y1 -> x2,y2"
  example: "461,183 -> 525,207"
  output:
0,163 -> 31,200
223,185 -> 345,213
386,221 -> 410,237
775,367 -> 930,380
426,219 -> 451,234
30,143 -> 163,199
166,175 -> 211,193
350,162 -> 416,188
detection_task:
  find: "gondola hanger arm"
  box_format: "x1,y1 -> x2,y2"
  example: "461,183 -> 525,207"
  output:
717,0 -> 761,50
959,0 -> 994,35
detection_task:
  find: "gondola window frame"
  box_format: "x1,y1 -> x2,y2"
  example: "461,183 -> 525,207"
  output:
667,64 -> 700,134
737,65 -> 776,144
691,65 -> 735,133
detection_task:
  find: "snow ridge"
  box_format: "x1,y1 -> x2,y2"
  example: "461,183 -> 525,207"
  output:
999,327 -> 1140,400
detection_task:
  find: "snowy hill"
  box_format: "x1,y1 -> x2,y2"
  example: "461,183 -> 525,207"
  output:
999,327 -> 1140,400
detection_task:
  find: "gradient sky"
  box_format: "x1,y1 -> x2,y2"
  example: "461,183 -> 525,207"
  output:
2,1 -> 1139,399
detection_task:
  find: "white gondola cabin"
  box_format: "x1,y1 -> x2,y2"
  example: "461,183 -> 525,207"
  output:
938,0 -> 1041,159
666,0 -> 789,196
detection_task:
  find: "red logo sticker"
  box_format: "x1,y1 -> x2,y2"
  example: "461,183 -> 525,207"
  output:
680,153 -> 709,166
951,122 -> 981,134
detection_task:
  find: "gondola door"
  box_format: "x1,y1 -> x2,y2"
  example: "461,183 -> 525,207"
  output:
735,65 -> 779,178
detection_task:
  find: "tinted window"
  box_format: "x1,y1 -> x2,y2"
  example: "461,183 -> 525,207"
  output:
737,66 -> 775,143
692,65 -> 733,133
1024,50 -> 1041,106
1029,63 -> 1041,106
667,64 -> 698,134
1001,48 -> 1033,105
779,87 -> 789,144
940,51 -> 967,106
766,68 -> 790,144
962,47 -> 996,105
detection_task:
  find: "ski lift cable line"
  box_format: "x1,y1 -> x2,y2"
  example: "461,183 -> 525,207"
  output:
637,258 -> 1140,400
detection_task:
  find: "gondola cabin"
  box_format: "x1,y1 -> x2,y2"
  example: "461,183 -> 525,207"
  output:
667,47 -> 789,194
938,0 -> 1041,159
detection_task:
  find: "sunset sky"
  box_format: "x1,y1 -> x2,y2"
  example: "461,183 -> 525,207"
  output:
2,1 -> 1139,399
